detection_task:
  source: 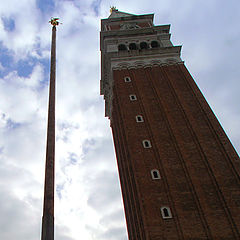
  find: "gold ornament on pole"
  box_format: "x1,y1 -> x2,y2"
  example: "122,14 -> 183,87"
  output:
49,17 -> 61,26
110,6 -> 118,13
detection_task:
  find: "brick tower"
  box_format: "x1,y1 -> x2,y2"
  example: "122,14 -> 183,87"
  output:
100,9 -> 240,239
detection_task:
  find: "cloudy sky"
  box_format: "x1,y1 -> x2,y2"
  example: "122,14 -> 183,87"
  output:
0,0 -> 239,239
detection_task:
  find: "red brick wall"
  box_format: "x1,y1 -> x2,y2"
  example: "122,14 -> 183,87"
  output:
110,64 -> 240,240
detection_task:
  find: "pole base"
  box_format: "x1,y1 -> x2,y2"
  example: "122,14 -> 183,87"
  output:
41,214 -> 54,240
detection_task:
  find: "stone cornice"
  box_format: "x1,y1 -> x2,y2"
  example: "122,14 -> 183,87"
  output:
101,48 -> 183,117
101,14 -> 154,24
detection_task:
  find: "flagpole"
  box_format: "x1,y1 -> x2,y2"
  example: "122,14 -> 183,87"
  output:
41,18 -> 59,240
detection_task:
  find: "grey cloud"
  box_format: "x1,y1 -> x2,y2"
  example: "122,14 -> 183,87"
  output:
82,137 -> 115,166
99,208 -> 126,226
87,170 -> 122,212
99,226 -> 127,240
85,224 -> 127,240
0,188 -> 40,240
55,225 -> 75,240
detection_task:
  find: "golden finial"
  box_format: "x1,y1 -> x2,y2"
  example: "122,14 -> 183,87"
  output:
110,6 -> 118,13
49,17 -> 61,26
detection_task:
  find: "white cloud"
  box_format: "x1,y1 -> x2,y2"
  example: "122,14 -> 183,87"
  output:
0,62 -> 4,71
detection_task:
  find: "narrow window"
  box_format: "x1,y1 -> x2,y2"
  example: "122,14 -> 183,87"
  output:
129,95 -> 137,101
142,140 -> 151,148
151,41 -> 159,48
136,115 -> 144,122
124,76 -> 131,82
161,207 -> 172,219
118,44 -> 127,51
151,169 -> 161,179
129,43 -> 137,50
163,208 -> 169,217
140,42 -> 148,49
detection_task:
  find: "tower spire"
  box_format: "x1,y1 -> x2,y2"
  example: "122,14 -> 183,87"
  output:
41,18 -> 59,240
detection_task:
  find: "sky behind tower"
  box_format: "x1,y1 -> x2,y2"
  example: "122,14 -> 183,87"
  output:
0,1 -> 239,240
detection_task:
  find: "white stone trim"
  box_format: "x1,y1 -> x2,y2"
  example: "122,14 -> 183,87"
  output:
112,57 -> 182,70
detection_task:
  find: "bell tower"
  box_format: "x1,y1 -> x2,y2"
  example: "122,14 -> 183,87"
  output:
100,9 -> 240,239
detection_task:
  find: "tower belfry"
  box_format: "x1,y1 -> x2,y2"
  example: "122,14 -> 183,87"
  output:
41,18 -> 59,240
100,9 -> 240,239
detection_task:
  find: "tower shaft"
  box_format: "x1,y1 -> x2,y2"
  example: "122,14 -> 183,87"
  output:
41,25 -> 56,240
101,10 -> 240,239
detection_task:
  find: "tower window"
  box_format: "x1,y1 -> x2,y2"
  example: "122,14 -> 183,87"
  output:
140,42 -> 148,49
124,77 -> 131,82
136,115 -> 144,122
151,169 -> 161,179
118,44 -> 127,51
142,140 -> 151,148
151,41 -> 159,48
129,95 -> 137,101
129,43 -> 137,50
161,207 -> 172,219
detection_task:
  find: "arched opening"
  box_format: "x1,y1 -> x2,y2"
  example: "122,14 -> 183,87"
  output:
142,140 -> 151,148
163,208 -> 169,217
118,44 -> 127,51
161,207 -> 172,219
129,43 -> 137,50
124,76 -> 131,82
129,94 -> 137,101
140,42 -> 148,49
136,115 -> 144,122
151,41 -> 159,48
151,169 -> 160,179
